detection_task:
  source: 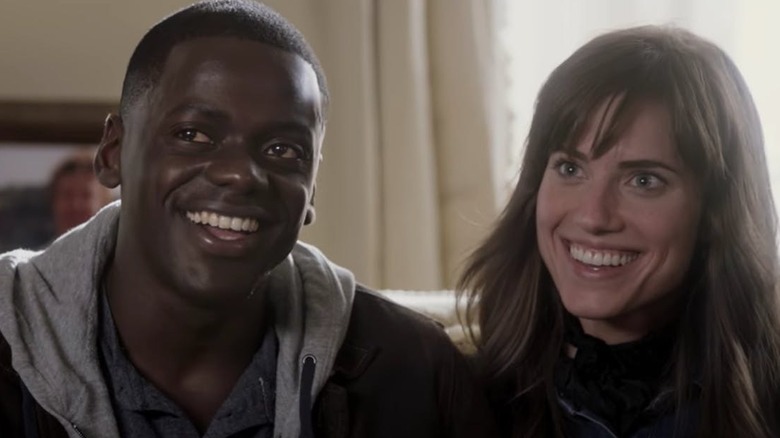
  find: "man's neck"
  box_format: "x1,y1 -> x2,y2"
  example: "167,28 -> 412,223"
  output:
104,262 -> 269,368
102,257 -> 271,432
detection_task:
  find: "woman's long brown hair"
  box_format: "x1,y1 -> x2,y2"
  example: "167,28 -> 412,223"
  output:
458,26 -> 780,437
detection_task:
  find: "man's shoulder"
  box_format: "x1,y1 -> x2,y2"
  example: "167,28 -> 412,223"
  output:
332,284 -> 461,389
324,286 -> 499,438
344,284 -> 456,360
0,246 -> 57,292
352,285 -> 446,333
0,248 -> 39,272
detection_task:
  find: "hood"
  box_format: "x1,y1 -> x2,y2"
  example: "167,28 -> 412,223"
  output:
0,202 -> 120,437
268,242 -> 355,438
0,201 -> 356,438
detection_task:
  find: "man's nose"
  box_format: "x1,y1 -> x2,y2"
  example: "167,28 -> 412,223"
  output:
572,181 -> 624,234
204,142 -> 268,192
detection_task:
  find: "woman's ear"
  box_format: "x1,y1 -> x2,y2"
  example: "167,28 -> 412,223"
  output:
95,114 -> 123,189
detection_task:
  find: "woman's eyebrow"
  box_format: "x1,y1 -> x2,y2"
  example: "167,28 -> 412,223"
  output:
618,159 -> 680,174
554,149 -> 588,160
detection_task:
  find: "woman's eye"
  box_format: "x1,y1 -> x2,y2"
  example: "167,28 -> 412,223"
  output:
555,160 -> 581,178
264,143 -> 304,159
175,128 -> 213,144
630,173 -> 665,190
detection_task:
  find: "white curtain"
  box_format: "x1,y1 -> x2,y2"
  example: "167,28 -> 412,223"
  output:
269,0 -> 502,289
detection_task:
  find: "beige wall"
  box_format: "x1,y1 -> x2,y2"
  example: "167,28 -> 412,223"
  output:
0,1 -> 318,101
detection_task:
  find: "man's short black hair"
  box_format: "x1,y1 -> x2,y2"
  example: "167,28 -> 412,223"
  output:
119,0 -> 328,119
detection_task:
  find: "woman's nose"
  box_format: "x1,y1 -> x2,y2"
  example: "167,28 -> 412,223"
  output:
572,181 -> 624,234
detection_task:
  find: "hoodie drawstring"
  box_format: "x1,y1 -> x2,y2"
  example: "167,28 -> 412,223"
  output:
299,354 -> 317,438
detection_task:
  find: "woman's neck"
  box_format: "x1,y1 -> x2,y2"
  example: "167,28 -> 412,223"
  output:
577,292 -> 683,345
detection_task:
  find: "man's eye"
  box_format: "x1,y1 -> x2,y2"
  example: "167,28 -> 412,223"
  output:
175,128 -> 213,144
264,143 -> 304,159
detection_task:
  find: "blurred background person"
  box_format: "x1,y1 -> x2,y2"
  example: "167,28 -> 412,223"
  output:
49,151 -> 113,237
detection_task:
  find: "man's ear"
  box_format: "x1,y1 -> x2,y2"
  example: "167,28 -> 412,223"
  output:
304,185 -> 316,225
95,114 -> 123,189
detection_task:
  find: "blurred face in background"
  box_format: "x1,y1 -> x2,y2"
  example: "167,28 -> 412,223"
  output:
52,169 -> 113,236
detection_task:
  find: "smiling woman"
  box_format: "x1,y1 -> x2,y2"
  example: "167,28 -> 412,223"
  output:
459,26 -> 780,438
536,100 -> 702,346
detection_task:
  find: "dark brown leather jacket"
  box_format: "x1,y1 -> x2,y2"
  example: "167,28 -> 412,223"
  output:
0,286 -> 498,438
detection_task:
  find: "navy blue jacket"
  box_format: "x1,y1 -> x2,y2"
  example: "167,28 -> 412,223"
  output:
557,394 -> 698,438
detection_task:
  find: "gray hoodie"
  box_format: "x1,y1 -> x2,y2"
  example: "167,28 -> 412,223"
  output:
0,202 -> 356,438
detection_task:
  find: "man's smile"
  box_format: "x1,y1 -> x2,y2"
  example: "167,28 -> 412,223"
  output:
186,210 -> 261,232
180,206 -> 276,250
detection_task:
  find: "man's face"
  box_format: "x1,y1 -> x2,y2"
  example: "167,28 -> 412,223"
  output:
112,37 -> 323,301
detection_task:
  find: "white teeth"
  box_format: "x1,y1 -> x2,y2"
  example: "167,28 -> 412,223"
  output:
569,244 -> 637,267
186,211 -> 201,224
185,211 -> 260,233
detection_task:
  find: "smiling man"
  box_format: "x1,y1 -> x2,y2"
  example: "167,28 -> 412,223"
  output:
0,1 -> 496,437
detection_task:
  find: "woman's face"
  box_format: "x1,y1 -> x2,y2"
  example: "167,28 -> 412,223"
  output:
535,101 -> 701,344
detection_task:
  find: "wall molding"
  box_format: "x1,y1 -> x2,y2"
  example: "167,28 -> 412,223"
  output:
0,101 -> 116,144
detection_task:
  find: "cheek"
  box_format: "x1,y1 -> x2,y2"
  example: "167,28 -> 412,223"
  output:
633,198 -> 701,292
535,177 -> 564,236
152,156 -> 202,201
535,177 -> 561,262
269,175 -> 312,216
637,194 -> 700,252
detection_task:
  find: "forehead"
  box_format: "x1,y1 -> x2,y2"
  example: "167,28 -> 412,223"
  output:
146,36 -> 322,124
569,98 -> 677,160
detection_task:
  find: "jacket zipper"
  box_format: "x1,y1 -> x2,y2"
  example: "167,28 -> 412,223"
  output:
558,397 -> 619,438
70,423 -> 86,438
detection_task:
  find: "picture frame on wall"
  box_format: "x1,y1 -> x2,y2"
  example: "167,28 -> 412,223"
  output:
0,100 -> 116,252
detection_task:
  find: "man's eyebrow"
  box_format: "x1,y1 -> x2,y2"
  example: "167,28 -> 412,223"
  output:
164,103 -> 231,121
263,120 -> 315,136
164,104 -> 315,132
